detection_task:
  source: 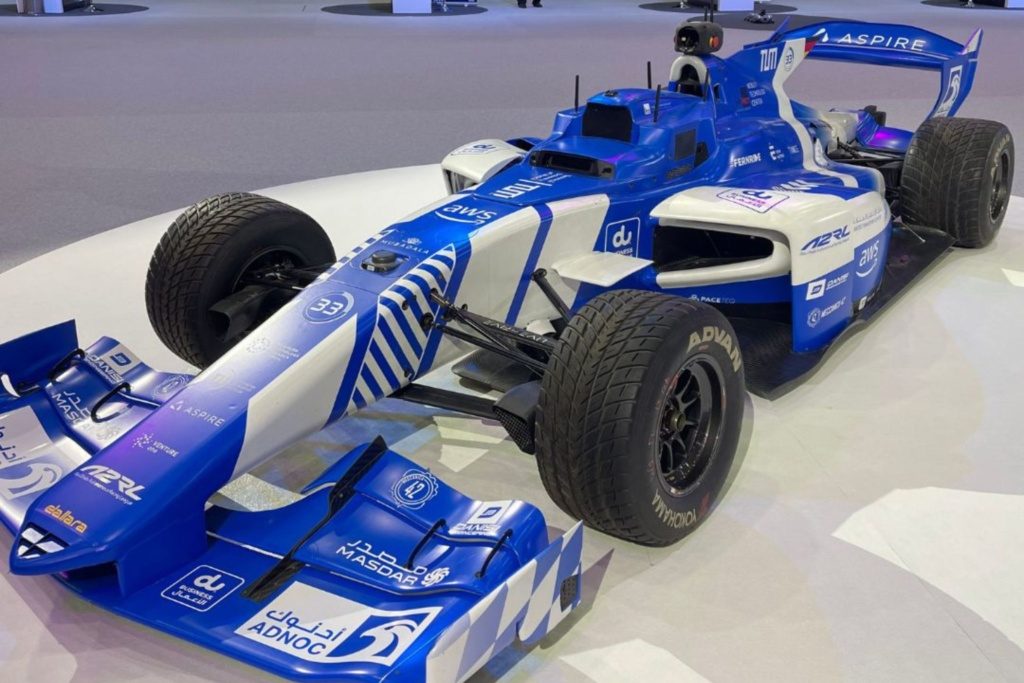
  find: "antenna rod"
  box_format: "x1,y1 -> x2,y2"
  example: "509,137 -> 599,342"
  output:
710,4 -> 715,22
654,84 -> 662,123
574,74 -> 580,113
647,61 -> 652,90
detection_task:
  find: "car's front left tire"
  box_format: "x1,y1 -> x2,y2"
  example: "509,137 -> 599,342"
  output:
145,192 -> 335,368
535,290 -> 745,547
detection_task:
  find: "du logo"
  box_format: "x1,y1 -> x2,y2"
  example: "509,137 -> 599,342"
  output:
604,218 -> 641,257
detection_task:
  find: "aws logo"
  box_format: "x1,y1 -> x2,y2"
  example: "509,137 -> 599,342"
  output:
434,203 -> 499,225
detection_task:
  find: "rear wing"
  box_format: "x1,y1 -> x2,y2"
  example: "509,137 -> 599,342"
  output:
748,20 -> 983,119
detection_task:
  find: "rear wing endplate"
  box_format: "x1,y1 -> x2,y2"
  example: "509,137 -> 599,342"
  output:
749,20 -> 983,119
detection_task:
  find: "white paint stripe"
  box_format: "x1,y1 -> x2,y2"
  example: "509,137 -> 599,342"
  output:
355,375 -> 374,404
372,328 -> 410,380
380,290 -> 428,345
774,40 -> 857,188
364,353 -> 392,394
379,311 -> 418,362
234,315 -> 358,476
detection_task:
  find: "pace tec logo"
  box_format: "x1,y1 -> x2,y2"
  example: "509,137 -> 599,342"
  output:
236,582 -> 440,666
801,226 -> 850,254
686,326 -> 742,372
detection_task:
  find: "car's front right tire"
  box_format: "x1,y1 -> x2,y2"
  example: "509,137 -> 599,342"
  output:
535,290 -> 745,547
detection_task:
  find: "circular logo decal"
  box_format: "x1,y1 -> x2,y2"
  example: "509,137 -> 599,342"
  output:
807,308 -> 822,328
391,470 -> 439,510
303,291 -> 355,324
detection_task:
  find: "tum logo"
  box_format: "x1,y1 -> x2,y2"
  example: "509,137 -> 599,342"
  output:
759,48 -> 779,72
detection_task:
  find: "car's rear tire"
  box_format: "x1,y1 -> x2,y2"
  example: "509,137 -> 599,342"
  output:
145,192 -> 335,368
535,290 -> 745,546
901,117 -> 1014,248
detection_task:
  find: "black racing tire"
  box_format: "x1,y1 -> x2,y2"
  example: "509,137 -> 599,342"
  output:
901,117 -> 1014,248
535,290 -> 745,546
145,192 -> 335,368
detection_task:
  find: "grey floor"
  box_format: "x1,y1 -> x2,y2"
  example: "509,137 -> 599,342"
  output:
1,0 -> 1023,273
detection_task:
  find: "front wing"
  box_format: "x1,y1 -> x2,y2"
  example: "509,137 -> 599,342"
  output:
0,325 -> 583,683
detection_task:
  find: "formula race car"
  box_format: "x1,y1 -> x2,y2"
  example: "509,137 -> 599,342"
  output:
1,17 -> 1014,683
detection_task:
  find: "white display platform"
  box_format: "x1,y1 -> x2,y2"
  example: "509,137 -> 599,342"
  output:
2,166 -> 1024,682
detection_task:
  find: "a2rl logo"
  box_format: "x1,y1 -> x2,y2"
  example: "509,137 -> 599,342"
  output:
801,226 -> 851,254
604,218 -> 641,257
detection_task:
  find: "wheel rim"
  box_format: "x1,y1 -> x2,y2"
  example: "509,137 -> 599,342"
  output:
656,355 -> 726,495
208,247 -> 304,343
991,150 -> 1011,222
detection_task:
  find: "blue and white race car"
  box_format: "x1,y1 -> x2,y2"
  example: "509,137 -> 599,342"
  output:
0,18 -> 1014,683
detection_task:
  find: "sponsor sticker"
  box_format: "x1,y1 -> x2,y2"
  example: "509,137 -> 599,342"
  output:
450,500 -> 514,536
434,203 -> 499,226
335,539 -> 450,587
133,433 -> 180,457
236,582 -> 440,665
490,171 -> 568,200
717,189 -> 789,214
0,406 -> 53,472
391,470 -> 438,510
856,239 -> 882,278
805,272 -> 849,301
155,375 -> 190,397
168,400 -> 227,428
43,504 -> 87,534
304,291 -> 355,324
75,464 -> 144,504
603,218 -> 641,257
730,152 -> 762,169
452,142 -> 499,156
162,565 -> 244,612
801,226 -> 850,254
85,344 -> 141,385
807,297 -> 848,328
